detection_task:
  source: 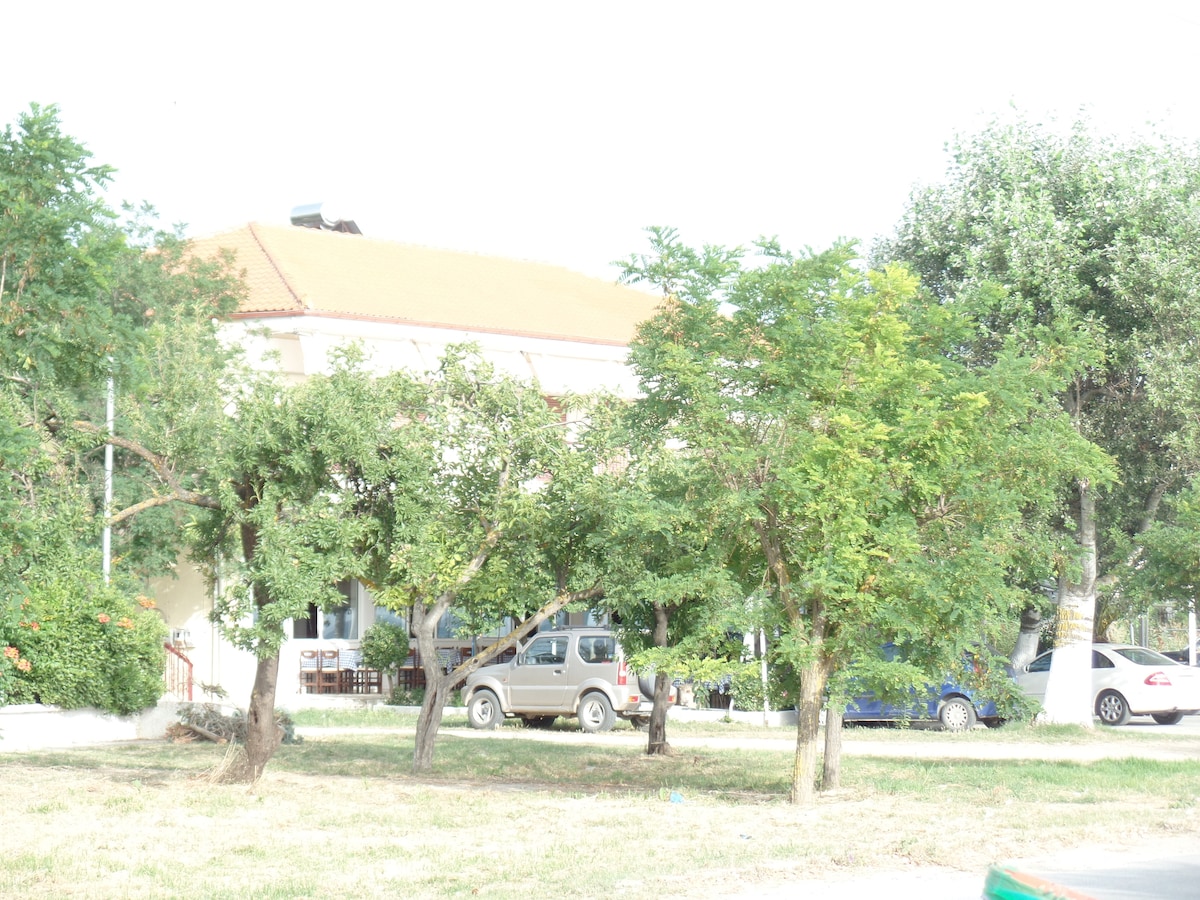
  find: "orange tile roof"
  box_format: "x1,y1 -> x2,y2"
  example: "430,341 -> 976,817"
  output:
189,224 -> 662,346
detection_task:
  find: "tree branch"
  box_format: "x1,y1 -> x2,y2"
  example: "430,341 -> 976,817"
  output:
72,419 -> 221,519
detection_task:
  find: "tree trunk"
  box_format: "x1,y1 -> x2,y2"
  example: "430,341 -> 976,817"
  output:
647,671 -> 672,755
821,706 -> 843,791
1041,480 -> 1098,727
407,584 -> 604,773
230,521 -> 282,783
790,655 -> 832,805
1010,603 -> 1043,671
411,604 -> 449,773
646,602 -> 672,756
413,671 -> 452,773
242,653 -> 283,781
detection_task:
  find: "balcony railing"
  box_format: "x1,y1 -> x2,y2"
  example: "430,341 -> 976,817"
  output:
164,642 -> 194,701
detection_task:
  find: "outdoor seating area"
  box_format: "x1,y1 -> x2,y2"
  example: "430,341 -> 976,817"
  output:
299,649 -> 382,695
298,644 -> 519,694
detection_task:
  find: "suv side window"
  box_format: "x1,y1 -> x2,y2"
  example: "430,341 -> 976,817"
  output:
524,636 -> 567,666
578,636 -> 616,664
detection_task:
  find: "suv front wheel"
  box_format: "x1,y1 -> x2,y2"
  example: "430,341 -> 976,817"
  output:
467,690 -> 504,730
578,692 -> 616,733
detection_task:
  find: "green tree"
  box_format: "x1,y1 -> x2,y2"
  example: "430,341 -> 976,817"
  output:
580,399 -> 743,755
876,116 -> 1200,724
357,349 -> 606,773
621,228 -> 1102,803
0,105 -> 241,711
185,350 -> 405,779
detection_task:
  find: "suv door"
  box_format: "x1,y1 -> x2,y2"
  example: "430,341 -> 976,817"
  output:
509,634 -> 571,711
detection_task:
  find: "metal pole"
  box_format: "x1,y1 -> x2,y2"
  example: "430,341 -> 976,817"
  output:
760,628 -> 769,725
102,372 -> 114,584
1189,605 -> 1196,668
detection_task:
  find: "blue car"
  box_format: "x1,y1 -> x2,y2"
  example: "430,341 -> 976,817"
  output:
842,644 -> 1004,731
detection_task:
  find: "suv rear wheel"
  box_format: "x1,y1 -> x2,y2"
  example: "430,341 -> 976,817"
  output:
467,690 -> 503,730
578,692 -> 616,733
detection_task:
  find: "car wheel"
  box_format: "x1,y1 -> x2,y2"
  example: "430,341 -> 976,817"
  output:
938,696 -> 977,732
467,690 -> 503,730
1151,711 -> 1185,725
578,692 -> 616,733
522,716 -> 556,729
1096,689 -> 1131,726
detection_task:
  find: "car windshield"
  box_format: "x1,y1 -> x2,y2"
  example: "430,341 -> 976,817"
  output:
1112,647 -> 1180,667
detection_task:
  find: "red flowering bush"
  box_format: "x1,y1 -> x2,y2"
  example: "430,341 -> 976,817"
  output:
0,576 -> 167,715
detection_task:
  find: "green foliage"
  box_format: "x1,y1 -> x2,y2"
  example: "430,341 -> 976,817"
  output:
620,226 -> 1109,798
0,102 -> 247,609
0,571 -> 167,715
572,396 -> 745,674
195,350 -> 405,657
386,686 -> 426,707
727,662 -> 793,712
623,230 -> 1101,670
876,113 -> 1200,627
360,622 -> 411,674
1129,483 -> 1200,606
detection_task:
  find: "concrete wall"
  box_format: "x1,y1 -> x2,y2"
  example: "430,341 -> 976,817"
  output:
0,700 -> 182,753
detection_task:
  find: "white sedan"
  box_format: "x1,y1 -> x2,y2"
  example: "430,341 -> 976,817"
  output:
1016,643 -> 1200,726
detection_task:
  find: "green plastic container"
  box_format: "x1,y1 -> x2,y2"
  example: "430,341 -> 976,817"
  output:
982,865 -> 1096,900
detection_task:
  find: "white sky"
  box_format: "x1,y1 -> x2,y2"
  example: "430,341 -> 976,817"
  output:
5,1 -> 1200,281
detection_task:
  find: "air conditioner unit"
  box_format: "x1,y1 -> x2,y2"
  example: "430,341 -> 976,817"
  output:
171,628 -> 193,648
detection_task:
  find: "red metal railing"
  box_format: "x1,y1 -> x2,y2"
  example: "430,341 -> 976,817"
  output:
164,642 -> 194,701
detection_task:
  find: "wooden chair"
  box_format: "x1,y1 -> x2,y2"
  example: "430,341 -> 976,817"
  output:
357,667 -> 382,693
338,649 -> 361,693
318,649 -> 341,693
400,649 -> 425,690
299,650 -> 320,693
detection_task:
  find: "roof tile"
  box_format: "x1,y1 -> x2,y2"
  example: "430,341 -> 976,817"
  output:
189,224 -> 661,346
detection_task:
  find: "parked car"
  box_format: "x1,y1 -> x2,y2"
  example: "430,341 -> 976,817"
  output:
1015,643 -> 1200,725
1162,639 -> 1200,666
461,628 -> 656,733
842,644 -> 1007,732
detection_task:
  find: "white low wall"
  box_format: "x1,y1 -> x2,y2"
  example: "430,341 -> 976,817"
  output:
670,707 -> 798,727
0,700 -> 182,753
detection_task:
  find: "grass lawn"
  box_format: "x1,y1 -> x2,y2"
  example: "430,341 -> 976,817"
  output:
3,716 -> 1199,898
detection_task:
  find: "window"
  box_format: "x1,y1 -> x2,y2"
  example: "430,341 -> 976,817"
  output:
374,605 -> 407,631
523,636 -> 567,665
293,602 -> 319,639
578,635 -> 615,664
291,580 -> 360,640
1027,653 -> 1052,674
436,609 -> 466,640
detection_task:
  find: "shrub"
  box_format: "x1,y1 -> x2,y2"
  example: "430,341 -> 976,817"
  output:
0,576 -> 168,715
361,622 -> 410,679
387,686 -> 424,707
728,662 -> 795,712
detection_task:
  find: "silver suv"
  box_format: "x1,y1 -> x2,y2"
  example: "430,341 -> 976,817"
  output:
462,628 -> 651,732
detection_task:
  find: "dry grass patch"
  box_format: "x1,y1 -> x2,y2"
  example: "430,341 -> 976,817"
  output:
2,729 -> 1199,898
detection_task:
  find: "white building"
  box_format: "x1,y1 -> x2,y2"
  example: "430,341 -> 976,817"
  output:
152,216 -> 660,704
